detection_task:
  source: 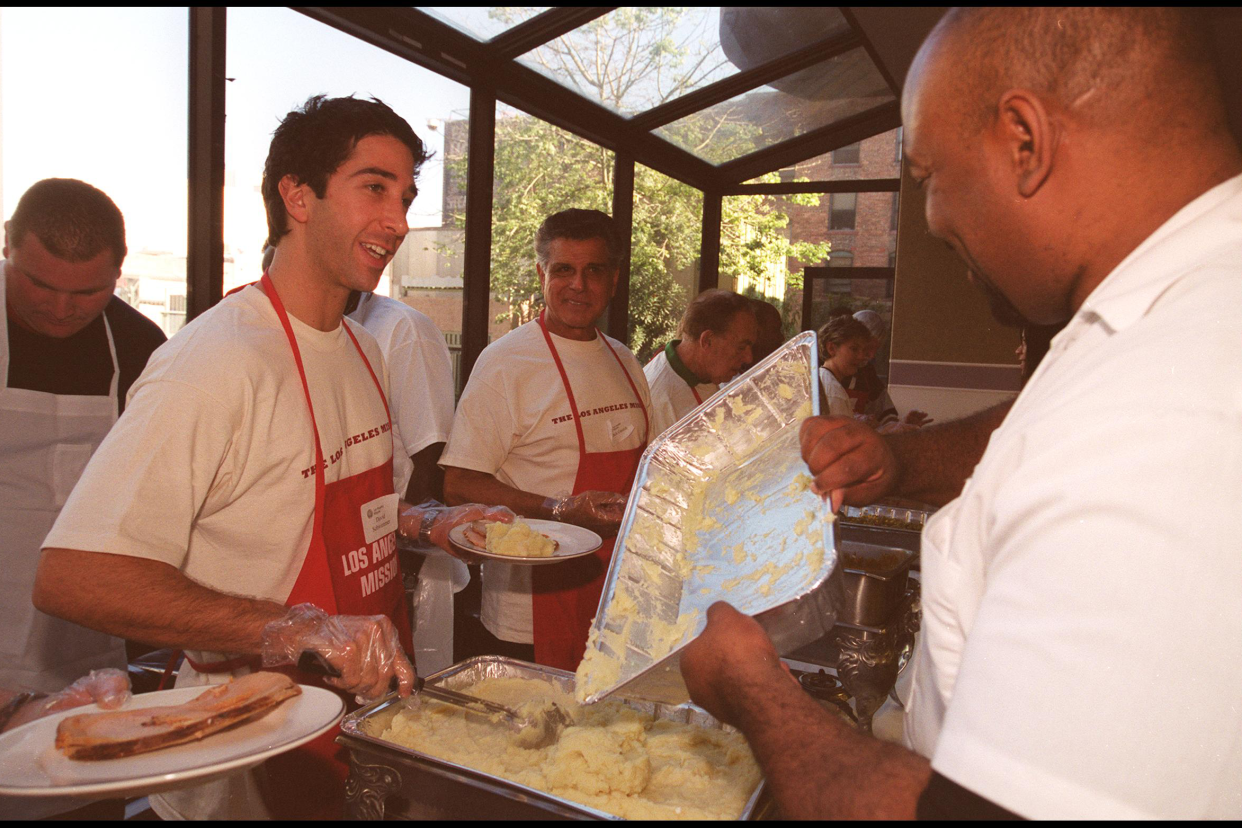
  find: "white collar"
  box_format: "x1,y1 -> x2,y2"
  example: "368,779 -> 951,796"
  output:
1076,173 -> 1242,335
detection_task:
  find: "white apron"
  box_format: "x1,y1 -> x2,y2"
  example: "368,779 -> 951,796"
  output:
0,261 -> 128,694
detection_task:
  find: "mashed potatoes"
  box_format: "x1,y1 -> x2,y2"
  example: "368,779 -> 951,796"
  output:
378,677 -> 761,820
486,520 -> 557,557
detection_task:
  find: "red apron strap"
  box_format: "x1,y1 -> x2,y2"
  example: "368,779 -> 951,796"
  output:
692,387 -> 703,405
261,272 -> 327,532
597,330 -> 650,443
537,310 -> 588,457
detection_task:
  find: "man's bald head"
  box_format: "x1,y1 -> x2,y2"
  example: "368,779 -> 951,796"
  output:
900,7 -> 1241,326
914,8 -> 1229,146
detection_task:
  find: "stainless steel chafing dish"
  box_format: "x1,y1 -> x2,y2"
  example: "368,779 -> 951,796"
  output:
336,655 -> 771,820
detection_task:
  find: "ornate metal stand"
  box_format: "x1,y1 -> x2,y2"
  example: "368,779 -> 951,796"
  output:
833,583 -> 920,733
343,752 -> 403,820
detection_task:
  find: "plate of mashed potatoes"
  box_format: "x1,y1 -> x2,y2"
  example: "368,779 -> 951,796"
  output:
448,518 -> 602,565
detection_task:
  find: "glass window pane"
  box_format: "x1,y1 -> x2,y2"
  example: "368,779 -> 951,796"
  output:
723,186 -> 832,339
418,7 -> 549,41
514,9 -> 729,116
746,126 -> 902,184
630,164 -> 700,362
489,103 -> 614,343
1,8 -> 188,337
828,193 -> 857,230
832,142 -> 861,165
656,47 -> 894,165
225,7 -> 470,387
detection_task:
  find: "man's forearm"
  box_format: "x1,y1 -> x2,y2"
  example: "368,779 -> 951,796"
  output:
34,549 -> 288,654
731,669 -> 931,819
887,400 -> 1012,506
442,467 -> 554,519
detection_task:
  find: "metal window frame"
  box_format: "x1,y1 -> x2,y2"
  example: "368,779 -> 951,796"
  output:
187,7 -> 226,322
187,7 -> 906,379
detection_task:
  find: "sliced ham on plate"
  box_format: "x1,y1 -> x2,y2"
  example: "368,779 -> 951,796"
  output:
55,671 -> 302,761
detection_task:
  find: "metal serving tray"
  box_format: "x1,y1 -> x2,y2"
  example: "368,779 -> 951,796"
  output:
337,655 -> 767,821
838,540 -> 917,627
837,504 -> 934,534
577,332 -> 843,706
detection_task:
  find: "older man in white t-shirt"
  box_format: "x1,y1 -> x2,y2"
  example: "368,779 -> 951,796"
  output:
442,209 -> 651,670
644,289 -> 757,438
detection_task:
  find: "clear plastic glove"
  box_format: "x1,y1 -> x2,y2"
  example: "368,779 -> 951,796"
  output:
543,490 -> 628,533
5,668 -> 132,732
398,499 -> 517,553
261,603 -> 415,703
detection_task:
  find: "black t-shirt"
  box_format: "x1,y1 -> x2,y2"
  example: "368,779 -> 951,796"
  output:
6,296 -> 167,415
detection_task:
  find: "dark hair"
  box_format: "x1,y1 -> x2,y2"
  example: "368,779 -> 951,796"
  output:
534,209 -> 620,270
680,289 -> 755,341
8,178 -> 126,267
261,95 -> 428,247
749,297 -> 786,362
818,316 -> 873,361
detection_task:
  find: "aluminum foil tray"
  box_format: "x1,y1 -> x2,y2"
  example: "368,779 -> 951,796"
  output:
338,655 -> 766,821
838,503 -> 934,533
576,332 -> 842,706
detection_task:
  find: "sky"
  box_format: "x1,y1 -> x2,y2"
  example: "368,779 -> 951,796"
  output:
0,7 -> 471,257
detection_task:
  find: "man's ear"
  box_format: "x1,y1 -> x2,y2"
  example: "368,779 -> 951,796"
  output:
698,328 -> 715,350
278,174 -> 313,227
536,261 -> 547,295
995,89 -> 1057,199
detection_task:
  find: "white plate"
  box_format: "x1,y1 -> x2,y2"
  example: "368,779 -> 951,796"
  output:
0,683 -> 344,799
448,519 -> 603,565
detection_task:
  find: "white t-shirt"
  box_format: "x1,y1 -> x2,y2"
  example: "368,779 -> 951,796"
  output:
904,174 -> 1242,819
818,366 -> 855,417
644,344 -> 718,439
44,283 -> 393,621
440,320 -> 650,643
349,292 -> 454,496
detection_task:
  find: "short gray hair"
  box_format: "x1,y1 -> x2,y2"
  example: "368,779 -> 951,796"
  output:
534,208 -> 620,270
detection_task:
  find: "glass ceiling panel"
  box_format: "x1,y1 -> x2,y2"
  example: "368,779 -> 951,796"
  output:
418,7 -> 549,42
745,127 -> 903,184
513,7 -> 851,117
655,47 -> 894,166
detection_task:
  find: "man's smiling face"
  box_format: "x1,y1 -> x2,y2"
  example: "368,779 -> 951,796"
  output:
303,133 -> 417,295
538,236 -> 617,340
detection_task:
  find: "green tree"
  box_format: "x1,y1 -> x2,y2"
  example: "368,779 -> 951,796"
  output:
448,8 -> 830,361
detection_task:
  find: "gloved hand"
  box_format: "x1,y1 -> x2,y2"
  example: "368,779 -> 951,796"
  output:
543,490 -> 628,533
4,668 -> 132,732
398,500 -> 517,553
261,603 -> 415,703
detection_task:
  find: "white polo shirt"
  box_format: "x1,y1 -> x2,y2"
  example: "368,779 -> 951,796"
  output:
903,174 -> 1242,818
348,292 -> 455,496
644,341 -> 719,438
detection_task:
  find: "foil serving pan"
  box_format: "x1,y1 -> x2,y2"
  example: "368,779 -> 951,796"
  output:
577,332 -> 843,706
338,655 -> 767,821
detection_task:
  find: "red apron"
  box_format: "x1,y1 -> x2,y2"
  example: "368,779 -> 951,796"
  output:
531,311 -> 648,670
188,275 -> 411,819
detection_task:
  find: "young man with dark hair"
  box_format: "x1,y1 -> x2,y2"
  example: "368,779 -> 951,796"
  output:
644,289 -> 758,438
1,178 -> 166,696
34,95 -> 507,819
442,208 -> 652,670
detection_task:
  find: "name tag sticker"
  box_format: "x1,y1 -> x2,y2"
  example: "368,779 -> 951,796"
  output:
361,493 -> 399,546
